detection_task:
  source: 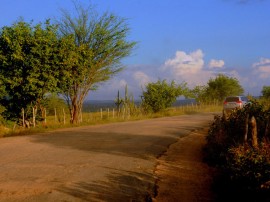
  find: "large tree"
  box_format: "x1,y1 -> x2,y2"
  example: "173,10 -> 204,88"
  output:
0,20 -> 61,120
205,74 -> 244,103
57,3 -> 136,123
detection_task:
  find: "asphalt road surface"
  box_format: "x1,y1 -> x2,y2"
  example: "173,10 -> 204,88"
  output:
0,113 -> 216,202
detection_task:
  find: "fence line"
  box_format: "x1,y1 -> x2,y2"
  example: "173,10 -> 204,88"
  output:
20,103 -> 222,128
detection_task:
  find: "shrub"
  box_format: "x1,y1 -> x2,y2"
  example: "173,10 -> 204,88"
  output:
204,100 -> 270,196
141,79 -> 188,113
227,144 -> 270,190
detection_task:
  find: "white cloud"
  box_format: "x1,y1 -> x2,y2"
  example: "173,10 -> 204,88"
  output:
90,52 -> 270,99
162,49 -> 215,87
208,59 -> 225,68
164,49 -> 204,75
252,58 -> 270,79
253,58 -> 270,67
133,71 -> 151,86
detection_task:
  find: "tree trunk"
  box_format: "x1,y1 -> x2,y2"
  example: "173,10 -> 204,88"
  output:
67,89 -> 86,124
70,102 -> 84,124
54,108 -> 57,123
71,104 -> 79,124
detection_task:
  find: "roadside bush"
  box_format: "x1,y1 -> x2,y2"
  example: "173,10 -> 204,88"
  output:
204,115 -> 228,166
227,144 -> 270,190
204,100 -> 270,196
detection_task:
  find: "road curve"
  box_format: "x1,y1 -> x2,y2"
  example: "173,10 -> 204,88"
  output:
0,113 -> 216,202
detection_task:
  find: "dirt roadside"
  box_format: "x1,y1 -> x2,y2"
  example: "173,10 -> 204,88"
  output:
154,127 -> 217,202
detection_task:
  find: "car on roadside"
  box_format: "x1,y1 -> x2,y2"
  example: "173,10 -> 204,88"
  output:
223,96 -> 249,116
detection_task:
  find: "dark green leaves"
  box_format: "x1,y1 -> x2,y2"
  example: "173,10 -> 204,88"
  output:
0,20 -> 61,119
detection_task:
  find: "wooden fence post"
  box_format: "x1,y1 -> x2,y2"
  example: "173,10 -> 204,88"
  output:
244,114 -> 249,144
100,108 -> 103,119
54,108 -> 57,123
63,108 -> 66,125
32,107 -> 37,128
250,116 -> 258,149
44,108 -> 47,125
22,108 -> 25,128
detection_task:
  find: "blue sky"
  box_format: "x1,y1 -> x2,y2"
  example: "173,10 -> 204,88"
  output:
1,0 -> 270,100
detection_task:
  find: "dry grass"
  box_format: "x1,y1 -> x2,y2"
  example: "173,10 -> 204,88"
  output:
0,104 -> 222,138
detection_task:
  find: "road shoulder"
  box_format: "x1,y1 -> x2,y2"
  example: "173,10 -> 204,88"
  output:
154,127 -> 217,202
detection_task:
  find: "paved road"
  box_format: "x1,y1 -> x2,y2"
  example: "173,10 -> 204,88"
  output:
0,113 -> 216,202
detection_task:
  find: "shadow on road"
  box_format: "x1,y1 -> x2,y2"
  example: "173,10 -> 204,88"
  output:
57,169 -> 154,202
32,131 -> 180,160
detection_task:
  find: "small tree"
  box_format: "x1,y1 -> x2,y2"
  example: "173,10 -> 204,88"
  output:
204,74 -> 244,103
261,86 -> 270,99
189,85 -> 207,103
141,79 -> 188,113
57,2 -> 136,123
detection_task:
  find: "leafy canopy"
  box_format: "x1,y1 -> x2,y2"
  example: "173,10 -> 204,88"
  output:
57,2 -> 136,123
0,20 -> 61,120
261,86 -> 270,99
205,74 -> 244,103
141,79 -> 188,113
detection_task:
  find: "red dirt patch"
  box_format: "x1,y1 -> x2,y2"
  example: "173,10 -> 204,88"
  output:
154,128 -> 217,202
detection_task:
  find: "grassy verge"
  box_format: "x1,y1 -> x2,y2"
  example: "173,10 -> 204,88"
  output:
0,104 -> 222,138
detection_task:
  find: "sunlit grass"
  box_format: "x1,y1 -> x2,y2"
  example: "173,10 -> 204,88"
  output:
0,103 -> 223,137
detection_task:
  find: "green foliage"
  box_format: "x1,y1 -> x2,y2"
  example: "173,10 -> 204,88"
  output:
204,101 -> 270,195
0,105 -> 5,124
43,94 -> 68,116
227,145 -> 270,191
262,86 -> 270,99
205,74 -> 244,103
0,20 -> 61,120
189,74 -> 244,104
189,85 -> 207,103
205,101 -> 268,164
57,2 -> 136,123
141,79 -> 188,113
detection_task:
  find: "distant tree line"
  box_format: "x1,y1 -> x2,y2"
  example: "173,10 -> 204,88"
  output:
141,74 -> 246,113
